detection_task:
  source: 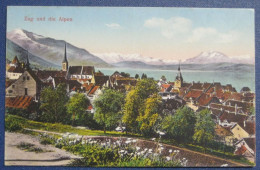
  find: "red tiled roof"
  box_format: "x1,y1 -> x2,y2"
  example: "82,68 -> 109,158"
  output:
34,70 -> 66,80
235,145 -> 247,155
184,90 -> 203,100
237,121 -> 255,135
197,93 -> 213,106
87,104 -> 93,110
5,96 -> 34,109
220,112 -> 247,125
88,86 -> 100,95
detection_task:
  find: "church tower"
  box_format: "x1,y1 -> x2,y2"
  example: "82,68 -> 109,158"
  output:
62,43 -> 68,71
25,50 -> 30,70
174,62 -> 183,89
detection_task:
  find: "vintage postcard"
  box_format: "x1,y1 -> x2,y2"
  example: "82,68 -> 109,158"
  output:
4,6 -> 255,167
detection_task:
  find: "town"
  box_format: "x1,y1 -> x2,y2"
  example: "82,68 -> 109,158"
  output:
5,44 -> 255,165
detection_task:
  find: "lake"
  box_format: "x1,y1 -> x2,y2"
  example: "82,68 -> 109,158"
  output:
98,67 -> 255,92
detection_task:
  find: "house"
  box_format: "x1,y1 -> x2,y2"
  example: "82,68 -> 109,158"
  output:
6,56 -> 24,80
160,84 -> 173,93
91,74 -> 110,87
67,66 -> 95,80
215,125 -> 234,146
235,137 -> 255,163
218,111 -> 247,127
6,57 -> 41,100
230,121 -> 255,140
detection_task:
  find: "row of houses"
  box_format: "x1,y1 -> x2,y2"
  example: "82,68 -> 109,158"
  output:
159,65 -> 255,163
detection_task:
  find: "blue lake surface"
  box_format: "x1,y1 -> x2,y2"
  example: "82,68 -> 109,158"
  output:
98,67 -> 255,92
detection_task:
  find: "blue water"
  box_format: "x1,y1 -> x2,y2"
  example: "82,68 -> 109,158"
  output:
98,68 -> 255,92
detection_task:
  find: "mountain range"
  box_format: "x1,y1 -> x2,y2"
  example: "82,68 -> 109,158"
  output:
6,29 -> 254,71
7,29 -> 110,69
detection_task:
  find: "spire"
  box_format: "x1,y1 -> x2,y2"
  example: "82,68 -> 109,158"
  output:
25,50 -> 30,69
62,43 -> 68,71
63,43 -> 68,63
177,60 -> 183,81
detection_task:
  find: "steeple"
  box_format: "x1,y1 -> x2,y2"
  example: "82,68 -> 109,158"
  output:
62,43 -> 68,71
176,61 -> 183,82
174,61 -> 183,89
25,50 -> 30,69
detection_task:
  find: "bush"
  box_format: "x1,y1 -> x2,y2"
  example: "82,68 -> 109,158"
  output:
5,116 -> 23,132
40,137 -> 54,145
6,107 -> 30,119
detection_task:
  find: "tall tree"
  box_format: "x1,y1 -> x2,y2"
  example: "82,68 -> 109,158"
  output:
137,94 -> 162,136
135,74 -> 139,79
161,106 -> 196,143
40,84 -> 69,123
193,109 -> 215,146
123,79 -> 159,133
66,93 -> 90,126
94,89 -> 125,133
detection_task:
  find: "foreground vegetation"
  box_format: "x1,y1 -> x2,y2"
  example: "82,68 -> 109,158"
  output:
5,114 -> 254,166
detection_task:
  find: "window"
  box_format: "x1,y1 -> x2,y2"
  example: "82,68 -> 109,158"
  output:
23,76 -> 26,81
12,85 -> 15,88
25,88 -> 28,95
8,90 -> 13,93
27,76 -> 30,80
237,127 -> 239,130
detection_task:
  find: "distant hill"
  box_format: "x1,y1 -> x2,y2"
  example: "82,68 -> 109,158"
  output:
6,39 -> 60,70
7,29 -> 111,69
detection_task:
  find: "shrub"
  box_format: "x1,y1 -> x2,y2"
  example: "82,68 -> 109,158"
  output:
40,137 -> 54,145
5,116 -> 23,132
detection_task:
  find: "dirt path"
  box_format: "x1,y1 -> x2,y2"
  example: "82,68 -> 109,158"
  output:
22,128 -> 249,167
5,132 -> 81,166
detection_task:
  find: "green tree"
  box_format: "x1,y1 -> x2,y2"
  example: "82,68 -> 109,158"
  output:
94,89 -> 125,133
193,109 -> 215,146
40,84 -> 69,123
66,93 -> 90,126
161,75 -> 167,82
137,94 -> 162,136
135,74 -> 139,79
141,73 -> 147,79
161,106 -> 196,143
123,79 -> 159,133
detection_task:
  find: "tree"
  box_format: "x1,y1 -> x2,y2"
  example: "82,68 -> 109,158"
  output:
123,79 -> 159,133
120,72 -> 130,77
135,74 -> 139,79
161,106 -> 196,143
137,94 -> 162,136
161,75 -> 167,82
94,89 -> 125,133
66,93 -> 90,126
40,83 -> 69,123
193,109 -> 215,146
141,73 -> 147,79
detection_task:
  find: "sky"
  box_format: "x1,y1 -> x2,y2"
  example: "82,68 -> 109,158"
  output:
7,6 -> 255,61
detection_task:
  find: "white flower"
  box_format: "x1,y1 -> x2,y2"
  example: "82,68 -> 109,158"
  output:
166,156 -> 171,161
132,139 -> 137,143
169,149 -> 172,153
125,140 -> 131,144
154,153 -> 158,157
174,150 -> 177,153
136,146 -> 141,151
148,149 -> 153,153
151,138 -> 156,141
160,147 -> 164,150
144,148 -> 148,151
119,150 -> 125,153
159,144 -> 163,147
159,131 -> 165,136
137,152 -> 141,156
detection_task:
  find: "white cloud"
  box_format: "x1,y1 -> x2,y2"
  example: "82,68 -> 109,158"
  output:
144,17 -> 192,38
105,23 -> 122,29
186,27 -> 239,43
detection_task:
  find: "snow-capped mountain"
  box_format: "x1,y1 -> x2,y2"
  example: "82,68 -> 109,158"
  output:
6,29 -> 110,67
184,51 -> 254,65
93,53 -> 179,65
